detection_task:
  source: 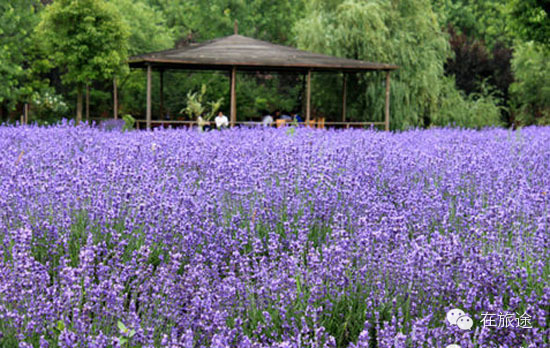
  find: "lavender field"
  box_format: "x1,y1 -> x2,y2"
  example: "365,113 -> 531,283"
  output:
0,124 -> 548,348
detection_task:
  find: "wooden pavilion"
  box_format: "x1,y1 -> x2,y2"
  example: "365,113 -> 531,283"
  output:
127,29 -> 398,130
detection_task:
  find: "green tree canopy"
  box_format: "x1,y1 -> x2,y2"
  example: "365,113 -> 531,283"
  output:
295,0 -> 450,128
0,0 -> 42,110
104,0 -> 175,118
148,0 -> 304,44
510,42 -> 550,125
508,0 -> 550,46
294,0 -> 502,129
37,0 -> 129,123
432,0 -> 512,47
110,0 -> 174,56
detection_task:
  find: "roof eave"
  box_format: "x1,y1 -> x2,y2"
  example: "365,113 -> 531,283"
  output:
128,58 -> 399,72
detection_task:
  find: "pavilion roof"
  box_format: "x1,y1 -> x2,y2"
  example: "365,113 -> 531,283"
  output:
128,34 -> 398,72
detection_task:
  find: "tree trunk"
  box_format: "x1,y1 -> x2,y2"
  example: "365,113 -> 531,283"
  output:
76,84 -> 83,125
85,84 -> 90,123
113,78 -> 118,119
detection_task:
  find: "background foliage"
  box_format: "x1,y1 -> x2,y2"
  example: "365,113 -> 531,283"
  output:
296,0 -> 457,128
0,1 -> 44,112
0,0 -> 548,127
509,42 -> 550,125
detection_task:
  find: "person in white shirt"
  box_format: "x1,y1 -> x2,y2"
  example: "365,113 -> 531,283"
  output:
262,112 -> 274,126
214,111 -> 229,129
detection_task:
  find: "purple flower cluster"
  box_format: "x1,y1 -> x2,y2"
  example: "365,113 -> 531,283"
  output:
0,124 -> 548,347
97,119 -> 125,132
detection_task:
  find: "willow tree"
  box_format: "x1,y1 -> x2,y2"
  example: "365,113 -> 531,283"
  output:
293,0 -> 458,128
37,0 -> 128,124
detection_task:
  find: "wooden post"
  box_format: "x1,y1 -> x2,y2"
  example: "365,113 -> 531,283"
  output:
146,64 -> 152,130
24,103 -> 28,125
305,69 -> 311,122
85,84 -> 90,123
76,85 -> 83,125
113,78 -> 118,119
230,66 -> 237,127
234,20 -> 238,35
159,70 -> 164,118
342,73 -> 347,123
384,71 -> 391,131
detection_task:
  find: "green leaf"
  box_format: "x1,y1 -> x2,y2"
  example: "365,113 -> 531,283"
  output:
117,320 -> 127,333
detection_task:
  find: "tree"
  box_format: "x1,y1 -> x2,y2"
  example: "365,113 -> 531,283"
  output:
148,0 -> 304,44
93,0 -> 175,118
444,26 -> 513,124
508,0 -> 550,46
509,42 -> 550,125
37,0 -> 129,124
431,0 -> 513,48
0,1 -> 42,115
294,0 -> 502,129
110,0 -> 174,56
294,0 -> 448,128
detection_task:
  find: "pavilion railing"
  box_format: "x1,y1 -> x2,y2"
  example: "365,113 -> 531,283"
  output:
90,117 -> 385,129
132,119 -> 385,129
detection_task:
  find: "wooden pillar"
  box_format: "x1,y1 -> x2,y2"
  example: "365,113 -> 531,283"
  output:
113,78 -> 118,119
76,85 -> 83,125
384,70 -> 391,131
85,84 -> 90,123
230,66 -> 237,127
146,64 -> 152,130
159,70 -> 164,118
342,73 -> 347,123
24,103 -> 28,125
305,69 -> 311,122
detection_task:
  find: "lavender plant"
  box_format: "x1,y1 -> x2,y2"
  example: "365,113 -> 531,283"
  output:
0,123 -> 548,347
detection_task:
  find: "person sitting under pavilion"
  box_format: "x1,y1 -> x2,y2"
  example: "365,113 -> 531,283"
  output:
279,111 -> 292,121
291,111 -> 303,123
215,111 -> 229,129
262,111 -> 274,126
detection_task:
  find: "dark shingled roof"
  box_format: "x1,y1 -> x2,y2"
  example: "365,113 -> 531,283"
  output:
129,34 -> 398,72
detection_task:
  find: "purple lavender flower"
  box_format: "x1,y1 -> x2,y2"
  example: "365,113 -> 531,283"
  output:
0,124 -> 548,347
